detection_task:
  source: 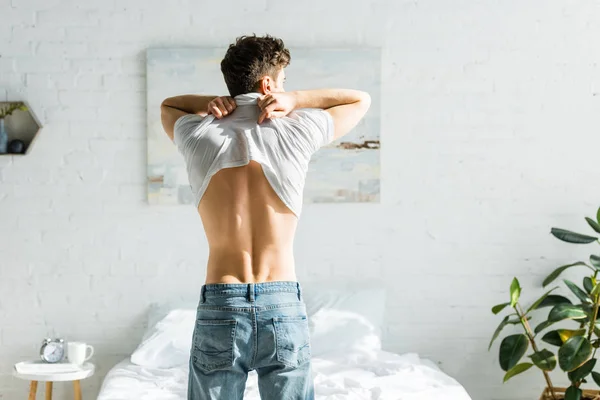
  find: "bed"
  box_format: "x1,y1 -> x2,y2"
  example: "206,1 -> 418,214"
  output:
97,282 -> 473,400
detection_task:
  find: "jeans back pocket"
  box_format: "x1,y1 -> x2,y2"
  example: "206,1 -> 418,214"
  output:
273,315 -> 311,368
193,319 -> 237,372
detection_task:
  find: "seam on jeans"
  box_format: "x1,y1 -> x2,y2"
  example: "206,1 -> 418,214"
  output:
260,302 -> 306,311
251,306 -> 258,368
202,290 -> 297,294
196,302 -> 305,313
187,348 -> 194,399
203,282 -> 298,289
197,305 -> 252,312
273,316 -> 307,322
197,319 -> 237,325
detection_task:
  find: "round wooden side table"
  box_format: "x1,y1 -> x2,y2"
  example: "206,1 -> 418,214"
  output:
13,363 -> 95,400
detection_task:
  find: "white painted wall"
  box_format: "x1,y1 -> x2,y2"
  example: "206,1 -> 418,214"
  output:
1,0 -> 599,398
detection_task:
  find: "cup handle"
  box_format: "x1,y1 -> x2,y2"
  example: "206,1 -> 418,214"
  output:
85,345 -> 94,361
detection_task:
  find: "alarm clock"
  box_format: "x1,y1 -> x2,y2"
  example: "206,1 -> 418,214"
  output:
40,338 -> 65,363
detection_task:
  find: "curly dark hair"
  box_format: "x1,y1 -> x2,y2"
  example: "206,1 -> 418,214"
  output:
220,34 -> 291,97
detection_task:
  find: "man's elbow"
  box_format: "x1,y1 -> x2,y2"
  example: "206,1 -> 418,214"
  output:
159,103 -> 170,126
359,91 -> 371,108
161,98 -> 174,110
356,92 -> 371,116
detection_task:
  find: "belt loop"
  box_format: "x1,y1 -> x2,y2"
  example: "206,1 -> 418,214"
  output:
200,286 -> 206,304
297,282 -> 302,301
248,283 -> 255,302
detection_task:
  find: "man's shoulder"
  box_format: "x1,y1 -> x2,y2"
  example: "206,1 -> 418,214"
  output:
284,107 -> 328,122
173,114 -> 216,145
175,113 -> 204,130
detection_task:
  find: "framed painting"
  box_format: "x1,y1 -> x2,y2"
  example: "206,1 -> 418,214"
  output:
147,47 -> 381,205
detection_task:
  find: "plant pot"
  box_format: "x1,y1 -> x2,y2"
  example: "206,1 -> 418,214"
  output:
540,387 -> 600,400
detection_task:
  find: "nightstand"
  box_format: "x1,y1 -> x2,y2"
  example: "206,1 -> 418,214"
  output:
13,362 -> 95,400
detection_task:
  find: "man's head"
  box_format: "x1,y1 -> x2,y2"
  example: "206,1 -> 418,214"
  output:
220,34 -> 290,97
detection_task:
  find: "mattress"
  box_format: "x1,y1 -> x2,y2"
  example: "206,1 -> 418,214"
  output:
98,349 -> 472,400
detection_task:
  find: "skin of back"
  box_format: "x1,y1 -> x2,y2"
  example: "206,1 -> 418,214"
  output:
200,159 -> 299,284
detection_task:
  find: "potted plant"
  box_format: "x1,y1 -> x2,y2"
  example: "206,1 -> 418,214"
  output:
0,102 -> 28,154
490,206 -> 600,400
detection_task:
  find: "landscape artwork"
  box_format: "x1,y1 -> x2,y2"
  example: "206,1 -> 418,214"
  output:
147,47 -> 381,206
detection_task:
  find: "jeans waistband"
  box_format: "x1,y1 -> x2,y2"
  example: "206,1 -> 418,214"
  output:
200,281 -> 302,303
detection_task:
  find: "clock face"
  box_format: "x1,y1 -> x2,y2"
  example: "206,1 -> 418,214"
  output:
42,342 -> 64,363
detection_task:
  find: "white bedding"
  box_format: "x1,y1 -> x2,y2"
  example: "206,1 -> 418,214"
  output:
98,348 -> 472,400
99,284 -> 472,399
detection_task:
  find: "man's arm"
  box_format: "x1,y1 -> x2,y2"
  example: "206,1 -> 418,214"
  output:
160,95 -> 235,141
258,89 -> 371,141
293,89 -> 371,141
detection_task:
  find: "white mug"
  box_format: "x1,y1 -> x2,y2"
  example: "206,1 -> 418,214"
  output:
67,342 -> 94,365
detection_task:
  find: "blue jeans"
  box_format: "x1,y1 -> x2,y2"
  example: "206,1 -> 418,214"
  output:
187,281 -> 314,400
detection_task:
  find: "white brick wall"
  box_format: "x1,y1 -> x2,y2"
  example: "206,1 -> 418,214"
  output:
1,0 -> 599,399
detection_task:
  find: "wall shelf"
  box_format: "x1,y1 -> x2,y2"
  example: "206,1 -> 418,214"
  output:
0,101 -> 43,156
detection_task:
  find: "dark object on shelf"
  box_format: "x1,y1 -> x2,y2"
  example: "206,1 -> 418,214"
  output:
8,139 -> 25,154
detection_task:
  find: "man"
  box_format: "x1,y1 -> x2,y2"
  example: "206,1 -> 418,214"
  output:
160,34 -> 371,400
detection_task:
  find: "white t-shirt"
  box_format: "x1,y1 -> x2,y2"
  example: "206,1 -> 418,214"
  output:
173,92 -> 335,217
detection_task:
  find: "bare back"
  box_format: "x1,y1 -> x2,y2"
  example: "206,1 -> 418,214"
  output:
199,161 -> 298,284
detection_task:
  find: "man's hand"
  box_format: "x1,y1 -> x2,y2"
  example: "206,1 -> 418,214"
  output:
207,96 -> 236,119
257,93 -> 297,123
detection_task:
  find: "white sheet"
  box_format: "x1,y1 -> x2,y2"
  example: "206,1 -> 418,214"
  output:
98,349 -> 472,400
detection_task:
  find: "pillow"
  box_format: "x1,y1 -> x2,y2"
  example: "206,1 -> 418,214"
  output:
130,308 -> 196,368
144,299 -> 198,336
301,280 -> 386,357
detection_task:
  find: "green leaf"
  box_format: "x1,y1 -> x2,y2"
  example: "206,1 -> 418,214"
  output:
492,302 -> 511,315
592,282 -> 600,297
535,319 -> 556,335
558,336 -> 593,372
591,371 -> 600,386
584,277 -> 594,294
530,349 -> 556,371
503,362 -> 534,382
559,329 -> 587,343
551,228 -> 598,244
548,304 -> 588,323
526,287 -> 559,314
597,207 -> 600,224
542,331 -> 564,347
568,358 -> 596,382
565,385 -> 582,400
586,217 -> 600,234
543,262 -> 590,287
499,334 -> 529,371
591,255 -> 600,269
543,329 -> 587,347
537,295 -> 573,309
489,316 -> 510,351
564,279 -> 592,303
510,278 -> 521,307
